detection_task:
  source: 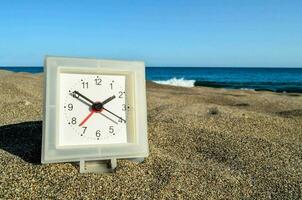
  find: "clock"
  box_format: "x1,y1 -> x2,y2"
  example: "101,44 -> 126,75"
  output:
42,56 -> 149,173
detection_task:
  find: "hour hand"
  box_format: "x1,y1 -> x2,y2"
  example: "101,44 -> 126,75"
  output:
72,91 -> 95,105
102,95 -> 116,106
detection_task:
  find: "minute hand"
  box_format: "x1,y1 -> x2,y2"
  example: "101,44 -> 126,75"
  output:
73,91 -> 94,105
102,107 -> 126,122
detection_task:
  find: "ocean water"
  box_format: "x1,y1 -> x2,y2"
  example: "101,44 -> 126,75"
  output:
147,67 -> 302,93
1,66 -> 302,93
0,67 -> 43,73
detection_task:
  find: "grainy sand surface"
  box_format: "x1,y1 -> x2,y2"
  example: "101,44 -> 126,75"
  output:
0,70 -> 302,199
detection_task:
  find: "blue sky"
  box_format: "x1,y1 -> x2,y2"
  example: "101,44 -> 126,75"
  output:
0,0 -> 301,67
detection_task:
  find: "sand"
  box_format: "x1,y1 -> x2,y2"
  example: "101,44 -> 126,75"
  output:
0,70 -> 302,199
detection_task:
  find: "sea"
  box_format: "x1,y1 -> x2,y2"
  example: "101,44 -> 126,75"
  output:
1,66 -> 302,93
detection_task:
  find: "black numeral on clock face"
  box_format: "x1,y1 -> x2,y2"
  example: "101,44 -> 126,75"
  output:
95,77 -> 102,85
67,103 -> 73,111
109,126 -> 114,135
71,117 -> 77,125
118,91 -> 125,98
82,82 -> 88,89
81,126 -> 87,136
110,81 -> 114,90
96,130 -> 101,139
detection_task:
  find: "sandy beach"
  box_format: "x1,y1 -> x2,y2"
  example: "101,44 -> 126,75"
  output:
0,70 -> 302,199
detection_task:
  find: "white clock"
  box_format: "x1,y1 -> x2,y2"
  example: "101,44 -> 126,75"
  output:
42,56 -> 149,173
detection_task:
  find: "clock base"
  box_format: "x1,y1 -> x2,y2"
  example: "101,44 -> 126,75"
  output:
79,159 -> 117,173
79,158 -> 144,173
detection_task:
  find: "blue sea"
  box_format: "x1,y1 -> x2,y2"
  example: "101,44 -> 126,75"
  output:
1,66 -> 302,93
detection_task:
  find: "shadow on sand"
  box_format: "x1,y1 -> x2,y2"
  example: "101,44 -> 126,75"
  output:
0,121 -> 42,164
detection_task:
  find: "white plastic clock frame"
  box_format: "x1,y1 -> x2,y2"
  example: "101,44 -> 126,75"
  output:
42,56 -> 149,173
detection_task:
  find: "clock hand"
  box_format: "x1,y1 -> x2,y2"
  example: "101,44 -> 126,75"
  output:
101,95 -> 116,106
98,112 -> 118,125
102,107 -> 126,123
79,109 -> 118,126
73,91 -> 95,105
79,110 -> 95,126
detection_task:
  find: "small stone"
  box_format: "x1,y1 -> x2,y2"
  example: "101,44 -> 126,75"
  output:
24,100 -> 31,105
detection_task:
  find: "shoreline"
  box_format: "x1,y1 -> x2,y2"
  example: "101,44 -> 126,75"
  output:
1,67 -> 302,94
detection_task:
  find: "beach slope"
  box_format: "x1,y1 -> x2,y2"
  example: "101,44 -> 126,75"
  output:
0,70 -> 302,199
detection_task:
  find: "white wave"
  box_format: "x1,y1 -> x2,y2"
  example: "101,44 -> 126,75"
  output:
240,88 -> 255,91
153,78 -> 195,88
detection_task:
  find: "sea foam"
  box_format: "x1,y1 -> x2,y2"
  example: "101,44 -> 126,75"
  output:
153,77 -> 195,88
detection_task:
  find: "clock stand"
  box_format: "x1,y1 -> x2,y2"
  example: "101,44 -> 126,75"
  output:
79,157 -> 144,173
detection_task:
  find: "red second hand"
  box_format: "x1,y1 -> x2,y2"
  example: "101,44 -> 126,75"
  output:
79,110 -> 95,126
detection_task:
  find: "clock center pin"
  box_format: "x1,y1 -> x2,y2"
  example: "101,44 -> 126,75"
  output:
92,102 -> 103,112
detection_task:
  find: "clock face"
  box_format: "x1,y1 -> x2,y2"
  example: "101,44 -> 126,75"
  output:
58,72 -> 129,146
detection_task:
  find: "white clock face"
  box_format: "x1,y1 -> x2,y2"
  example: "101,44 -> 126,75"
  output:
58,72 -> 129,146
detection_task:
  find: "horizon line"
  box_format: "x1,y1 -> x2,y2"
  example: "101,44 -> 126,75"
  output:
1,66 -> 302,69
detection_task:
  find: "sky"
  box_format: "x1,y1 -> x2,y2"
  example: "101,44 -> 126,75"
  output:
0,0 -> 302,67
